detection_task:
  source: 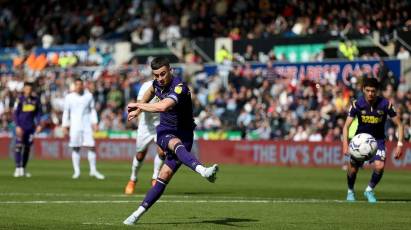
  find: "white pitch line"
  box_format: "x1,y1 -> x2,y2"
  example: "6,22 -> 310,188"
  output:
0,192 -> 327,201
0,192 -> 141,198
0,199 -> 409,204
0,193 -> 228,199
82,222 -> 115,226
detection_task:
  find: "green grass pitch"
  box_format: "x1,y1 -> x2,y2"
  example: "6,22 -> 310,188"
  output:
0,159 -> 410,229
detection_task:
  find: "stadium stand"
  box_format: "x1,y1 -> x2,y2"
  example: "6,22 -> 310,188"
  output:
0,0 -> 410,142
1,0 -> 410,47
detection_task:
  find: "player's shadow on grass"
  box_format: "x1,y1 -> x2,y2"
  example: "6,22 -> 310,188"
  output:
201,217 -> 258,226
144,217 -> 258,227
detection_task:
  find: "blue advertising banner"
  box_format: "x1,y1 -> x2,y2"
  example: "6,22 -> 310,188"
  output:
204,59 -> 401,83
35,44 -> 90,63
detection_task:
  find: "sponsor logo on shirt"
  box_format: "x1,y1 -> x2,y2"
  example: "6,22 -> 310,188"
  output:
22,104 -> 36,112
361,115 -> 382,124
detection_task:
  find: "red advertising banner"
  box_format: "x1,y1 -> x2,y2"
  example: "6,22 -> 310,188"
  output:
0,137 -> 155,161
32,138 -> 138,160
1,137 -> 411,170
198,140 -> 411,170
0,137 -> 11,158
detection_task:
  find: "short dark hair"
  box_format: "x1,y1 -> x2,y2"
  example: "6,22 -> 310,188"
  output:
151,57 -> 170,70
24,81 -> 34,87
74,77 -> 83,83
362,77 -> 380,89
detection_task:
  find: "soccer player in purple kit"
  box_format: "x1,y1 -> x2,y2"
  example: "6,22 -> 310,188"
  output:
123,57 -> 219,225
342,78 -> 404,203
13,82 -> 42,177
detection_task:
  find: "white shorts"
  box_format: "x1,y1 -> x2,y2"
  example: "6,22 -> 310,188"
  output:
69,129 -> 95,147
136,128 -> 156,153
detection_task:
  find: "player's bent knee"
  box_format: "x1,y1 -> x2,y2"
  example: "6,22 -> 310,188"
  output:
374,161 -> 385,171
167,138 -> 182,151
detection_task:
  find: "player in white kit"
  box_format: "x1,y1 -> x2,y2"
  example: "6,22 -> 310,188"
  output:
62,78 -> 105,180
124,80 -> 165,194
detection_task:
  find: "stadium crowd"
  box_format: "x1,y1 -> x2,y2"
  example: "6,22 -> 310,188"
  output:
191,60 -> 411,142
0,0 -> 410,141
1,0 -> 410,47
0,58 -> 410,142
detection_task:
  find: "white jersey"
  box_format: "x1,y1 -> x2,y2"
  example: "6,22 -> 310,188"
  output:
138,80 -> 159,132
62,90 -> 98,132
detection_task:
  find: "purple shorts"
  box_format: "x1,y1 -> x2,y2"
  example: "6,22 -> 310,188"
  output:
156,128 -> 193,172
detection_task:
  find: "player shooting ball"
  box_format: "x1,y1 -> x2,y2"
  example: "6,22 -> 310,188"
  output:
123,57 -> 219,225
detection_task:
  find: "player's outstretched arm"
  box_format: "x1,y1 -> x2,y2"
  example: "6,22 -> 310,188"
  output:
342,116 -> 354,155
391,115 -> 404,159
136,98 -> 175,113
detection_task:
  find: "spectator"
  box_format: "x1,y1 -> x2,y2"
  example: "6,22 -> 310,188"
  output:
243,45 -> 258,62
308,128 -> 323,142
397,46 -> 410,60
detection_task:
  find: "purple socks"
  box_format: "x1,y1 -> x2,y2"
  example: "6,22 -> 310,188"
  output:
368,170 -> 384,189
174,144 -> 201,171
141,178 -> 168,209
347,172 -> 357,190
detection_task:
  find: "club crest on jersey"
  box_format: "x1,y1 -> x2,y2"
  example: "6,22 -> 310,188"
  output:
174,86 -> 182,94
361,110 -> 366,115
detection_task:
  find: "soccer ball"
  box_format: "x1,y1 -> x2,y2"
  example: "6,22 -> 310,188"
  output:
349,133 -> 378,161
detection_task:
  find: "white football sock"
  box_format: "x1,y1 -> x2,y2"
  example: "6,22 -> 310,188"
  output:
195,165 -> 206,176
133,206 -> 146,219
348,189 -> 354,193
130,156 -> 143,181
88,150 -> 97,173
72,150 -> 81,174
152,154 -> 164,179
124,206 -> 146,225
365,186 -> 373,192
18,167 -> 24,176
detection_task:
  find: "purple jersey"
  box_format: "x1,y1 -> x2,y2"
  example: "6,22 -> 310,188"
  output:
13,95 -> 42,130
153,76 -> 195,131
348,96 -> 396,140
